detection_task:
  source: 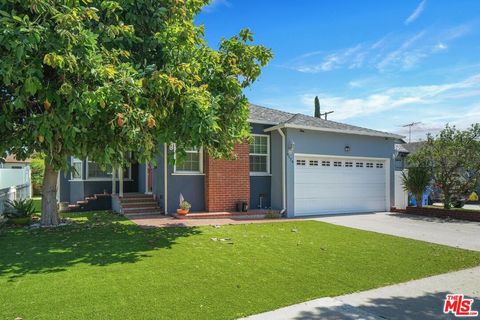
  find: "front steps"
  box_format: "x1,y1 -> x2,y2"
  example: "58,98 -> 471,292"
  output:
119,193 -> 163,217
68,194 -> 111,212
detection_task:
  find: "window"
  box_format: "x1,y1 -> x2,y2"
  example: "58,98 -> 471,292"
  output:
366,162 -> 374,168
296,159 -> 306,166
376,163 -> 384,169
356,162 -> 364,168
321,160 -> 330,167
250,135 -> 270,174
309,160 -> 318,166
345,161 -> 353,167
71,158 -> 83,180
333,161 -> 342,167
87,159 -> 131,180
175,147 -> 203,173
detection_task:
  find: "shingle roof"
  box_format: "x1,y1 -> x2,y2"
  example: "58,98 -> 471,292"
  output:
249,104 -> 404,139
395,144 -> 410,153
248,104 -> 294,124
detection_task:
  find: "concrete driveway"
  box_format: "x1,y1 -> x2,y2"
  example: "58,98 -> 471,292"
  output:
312,212 -> 480,251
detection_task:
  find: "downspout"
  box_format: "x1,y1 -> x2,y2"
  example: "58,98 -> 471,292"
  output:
277,129 -> 286,214
164,143 -> 168,215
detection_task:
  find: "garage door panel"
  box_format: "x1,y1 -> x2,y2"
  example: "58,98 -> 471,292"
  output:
295,171 -> 386,184
294,199 -> 386,215
294,156 -> 387,216
295,184 -> 386,199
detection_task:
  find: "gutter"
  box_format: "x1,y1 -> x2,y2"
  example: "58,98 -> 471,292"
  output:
277,128 -> 286,215
265,123 -> 405,140
164,143 -> 168,215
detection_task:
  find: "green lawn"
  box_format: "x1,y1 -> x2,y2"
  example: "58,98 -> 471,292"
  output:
1,212 -> 479,320
32,197 -> 42,213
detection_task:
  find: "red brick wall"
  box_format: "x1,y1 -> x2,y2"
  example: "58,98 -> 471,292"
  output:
204,143 -> 250,212
405,206 -> 480,222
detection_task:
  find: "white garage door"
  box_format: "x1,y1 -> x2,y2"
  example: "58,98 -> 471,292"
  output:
294,156 -> 388,216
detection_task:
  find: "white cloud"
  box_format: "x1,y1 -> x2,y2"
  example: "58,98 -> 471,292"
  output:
298,73 -> 480,121
287,24 -> 470,73
405,0 -> 427,25
393,106 -> 480,141
202,0 -> 231,13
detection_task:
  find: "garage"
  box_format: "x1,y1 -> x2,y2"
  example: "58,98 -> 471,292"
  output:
294,155 -> 389,216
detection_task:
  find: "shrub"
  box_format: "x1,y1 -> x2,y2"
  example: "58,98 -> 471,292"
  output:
4,199 -> 36,219
264,210 -> 281,219
402,167 -> 431,208
30,155 -> 45,196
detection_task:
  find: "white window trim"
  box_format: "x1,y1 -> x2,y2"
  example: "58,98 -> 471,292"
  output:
173,146 -> 204,175
85,158 -> 132,181
249,134 -> 270,176
71,157 -> 83,180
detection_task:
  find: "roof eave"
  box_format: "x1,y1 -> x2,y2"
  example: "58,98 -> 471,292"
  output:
248,119 -> 280,126
265,123 -> 405,140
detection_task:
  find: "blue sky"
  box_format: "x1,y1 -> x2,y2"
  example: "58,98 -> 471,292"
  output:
197,0 -> 480,141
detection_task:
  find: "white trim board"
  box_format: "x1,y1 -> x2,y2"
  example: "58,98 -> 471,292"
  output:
250,133 -> 270,175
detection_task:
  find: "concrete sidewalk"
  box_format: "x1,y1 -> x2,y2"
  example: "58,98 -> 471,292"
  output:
241,266 -> 480,320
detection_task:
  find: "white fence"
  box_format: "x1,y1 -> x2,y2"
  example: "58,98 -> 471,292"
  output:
0,167 -> 32,215
394,170 -> 408,209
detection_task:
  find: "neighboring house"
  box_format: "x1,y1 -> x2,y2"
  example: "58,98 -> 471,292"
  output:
0,155 -> 31,169
59,104 -> 404,217
394,142 -> 426,171
394,144 -> 409,171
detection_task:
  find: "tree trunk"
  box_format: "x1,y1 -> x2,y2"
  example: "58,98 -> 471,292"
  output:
415,194 -> 423,208
443,188 -> 452,209
40,162 -> 60,226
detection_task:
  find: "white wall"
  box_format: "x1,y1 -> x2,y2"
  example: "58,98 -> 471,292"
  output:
394,170 -> 408,209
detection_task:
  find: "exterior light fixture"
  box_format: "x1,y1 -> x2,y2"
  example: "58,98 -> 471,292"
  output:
288,140 -> 295,159
344,145 -> 351,153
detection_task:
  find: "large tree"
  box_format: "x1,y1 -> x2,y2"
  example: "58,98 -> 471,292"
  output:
0,0 -> 272,226
408,124 -> 480,209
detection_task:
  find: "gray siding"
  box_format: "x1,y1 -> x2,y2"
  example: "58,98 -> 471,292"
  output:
152,153 -> 165,211
270,129 -> 284,211
138,163 -> 146,193
250,176 -> 271,209
151,147 -> 205,214
285,128 -> 397,217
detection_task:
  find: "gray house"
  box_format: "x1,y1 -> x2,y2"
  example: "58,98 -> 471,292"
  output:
59,104 -> 404,217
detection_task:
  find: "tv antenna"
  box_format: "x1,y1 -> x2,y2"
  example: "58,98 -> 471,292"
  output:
320,110 -> 334,120
402,122 -> 422,143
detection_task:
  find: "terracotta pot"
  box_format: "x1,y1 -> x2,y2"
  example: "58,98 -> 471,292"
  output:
176,209 -> 189,215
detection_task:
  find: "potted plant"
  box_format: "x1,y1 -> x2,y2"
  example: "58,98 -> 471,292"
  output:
4,199 -> 36,225
176,193 -> 191,215
177,200 -> 191,215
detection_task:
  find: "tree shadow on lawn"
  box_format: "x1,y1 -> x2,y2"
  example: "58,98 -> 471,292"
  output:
294,292 -> 466,320
0,212 -> 201,281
